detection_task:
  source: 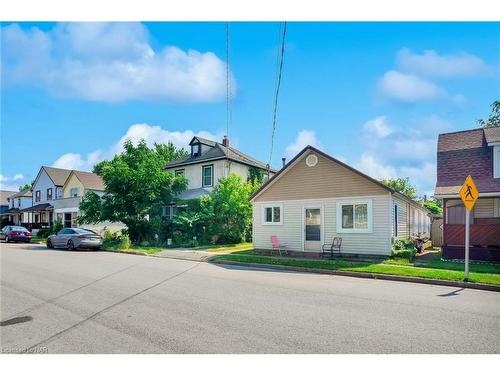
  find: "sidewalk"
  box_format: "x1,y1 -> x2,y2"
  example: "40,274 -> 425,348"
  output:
151,248 -> 216,262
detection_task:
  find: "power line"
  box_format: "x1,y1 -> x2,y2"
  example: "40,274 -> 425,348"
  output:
269,22 -> 287,168
226,22 -> 232,139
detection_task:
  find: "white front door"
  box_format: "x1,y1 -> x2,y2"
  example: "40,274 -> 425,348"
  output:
304,208 -> 321,251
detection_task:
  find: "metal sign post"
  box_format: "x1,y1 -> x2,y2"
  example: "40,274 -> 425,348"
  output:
464,210 -> 470,281
459,175 -> 478,282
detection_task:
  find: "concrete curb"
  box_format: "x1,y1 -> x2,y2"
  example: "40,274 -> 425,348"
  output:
102,248 -> 214,262
211,259 -> 500,292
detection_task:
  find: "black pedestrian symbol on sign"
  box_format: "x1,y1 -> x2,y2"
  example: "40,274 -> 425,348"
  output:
465,184 -> 474,200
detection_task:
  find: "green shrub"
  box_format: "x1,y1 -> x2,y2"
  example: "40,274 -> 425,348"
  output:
118,234 -> 131,250
102,229 -> 130,250
37,218 -> 63,238
392,248 -> 417,260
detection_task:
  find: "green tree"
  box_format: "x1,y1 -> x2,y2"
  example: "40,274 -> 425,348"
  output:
78,140 -> 188,243
248,167 -> 265,184
379,177 -> 419,200
201,174 -> 257,244
423,198 -> 443,214
478,100 -> 500,128
19,181 -> 34,191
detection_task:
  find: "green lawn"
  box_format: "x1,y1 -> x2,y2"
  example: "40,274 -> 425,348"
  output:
211,250 -> 500,285
192,242 -> 253,253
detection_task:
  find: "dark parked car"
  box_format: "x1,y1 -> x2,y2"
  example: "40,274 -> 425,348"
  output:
47,228 -> 102,250
0,226 -> 32,243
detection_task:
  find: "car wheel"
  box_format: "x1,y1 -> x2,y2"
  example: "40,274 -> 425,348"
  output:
67,240 -> 75,251
5,236 -> 10,243
47,239 -> 53,249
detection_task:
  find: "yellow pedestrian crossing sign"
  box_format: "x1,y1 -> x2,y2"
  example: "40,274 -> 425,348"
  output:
459,175 -> 479,212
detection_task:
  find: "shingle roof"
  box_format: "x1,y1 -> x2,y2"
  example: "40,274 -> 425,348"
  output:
484,127 -> 500,144
42,166 -> 72,186
72,171 -> 105,191
165,137 -> 276,172
10,189 -> 32,199
435,127 -> 500,196
20,203 -> 52,212
0,190 -> 17,205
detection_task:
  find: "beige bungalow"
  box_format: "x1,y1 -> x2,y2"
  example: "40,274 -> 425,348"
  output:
250,146 -> 430,257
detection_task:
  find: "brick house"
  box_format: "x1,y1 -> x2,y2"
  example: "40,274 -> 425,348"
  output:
434,127 -> 500,261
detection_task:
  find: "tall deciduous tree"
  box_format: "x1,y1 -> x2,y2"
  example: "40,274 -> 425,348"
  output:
78,140 -> 188,243
380,177 -> 419,200
478,100 -> 500,128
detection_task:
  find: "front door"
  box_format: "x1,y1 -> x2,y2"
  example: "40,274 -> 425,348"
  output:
304,208 -> 321,251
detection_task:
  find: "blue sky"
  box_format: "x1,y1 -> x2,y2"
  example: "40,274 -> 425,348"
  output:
1,22 -> 499,196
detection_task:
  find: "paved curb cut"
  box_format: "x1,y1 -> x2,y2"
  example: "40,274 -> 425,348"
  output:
211,259 -> 500,292
103,249 -> 213,262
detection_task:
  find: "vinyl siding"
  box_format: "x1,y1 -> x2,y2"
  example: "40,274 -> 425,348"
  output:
254,150 -> 388,202
253,194 -> 392,256
391,196 -> 409,239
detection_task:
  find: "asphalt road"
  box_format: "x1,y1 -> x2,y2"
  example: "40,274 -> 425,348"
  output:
1,242 -> 499,354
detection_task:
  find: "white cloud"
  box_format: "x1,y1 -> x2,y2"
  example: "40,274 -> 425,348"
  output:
52,123 -> 223,171
363,116 -> 393,138
0,173 -> 27,191
1,22 -> 231,102
353,115 -> 451,196
377,70 -> 446,102
285,130 -> 324,159
355,153 -> 397,179
397,48 -> 489,78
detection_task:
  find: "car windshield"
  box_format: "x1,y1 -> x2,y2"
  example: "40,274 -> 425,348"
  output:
73,228 -> 95,234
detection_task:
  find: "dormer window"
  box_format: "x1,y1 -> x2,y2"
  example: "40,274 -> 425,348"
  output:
191,143 -> 201,157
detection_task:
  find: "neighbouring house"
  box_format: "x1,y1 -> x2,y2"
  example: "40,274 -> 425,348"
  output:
0,190 -> 17,215
1,189 -> 33,225
434,127 -> 500,261
20,166 -> 71,230
52,170 -> 125,232
251,146 -> 430,257
164,136 -> 276,218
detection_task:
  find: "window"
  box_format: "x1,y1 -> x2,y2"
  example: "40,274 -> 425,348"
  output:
47,188 -> 53,200
35,190 -> 41,202
70,187 -> 79,197
336,200 -> 372,233
191,143 -> 201,157
262,204 -> 283,225
202,165 -> 213,187
175,169 -> 185,177
56,187 -> 63,199
494,145 -> 500,179
18,198 -> 21,208
394,204 -> 398,237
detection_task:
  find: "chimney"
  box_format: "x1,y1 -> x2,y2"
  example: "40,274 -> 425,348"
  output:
222,136 -> 229,147
282,158 -> 286,168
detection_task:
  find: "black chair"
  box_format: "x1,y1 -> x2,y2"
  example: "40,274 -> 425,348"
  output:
322,237 -> 342,258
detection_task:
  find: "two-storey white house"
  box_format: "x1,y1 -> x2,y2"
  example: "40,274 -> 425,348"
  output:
2,189 -> 33,225
164,136 -> 276,218
21,166 -> 71,229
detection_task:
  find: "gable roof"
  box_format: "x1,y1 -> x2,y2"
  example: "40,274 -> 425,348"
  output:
435,127 -> 500,196
0,190 -> 17,205
70,170 -> 105,191
166,137 -> 276,172
34,166 -> 72,187
9,189 -> 32,199
250,145 -> 428,212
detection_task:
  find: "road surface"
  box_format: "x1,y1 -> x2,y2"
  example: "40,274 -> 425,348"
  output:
1,242 -> 499,353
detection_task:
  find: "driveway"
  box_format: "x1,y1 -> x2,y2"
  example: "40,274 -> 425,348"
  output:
1,242 -> 499,353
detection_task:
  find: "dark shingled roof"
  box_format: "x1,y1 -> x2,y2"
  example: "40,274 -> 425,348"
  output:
165,137 -> 276,172
435,127 -> 500,196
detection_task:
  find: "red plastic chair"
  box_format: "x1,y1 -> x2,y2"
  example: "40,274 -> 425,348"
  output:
271,235 -> 288,256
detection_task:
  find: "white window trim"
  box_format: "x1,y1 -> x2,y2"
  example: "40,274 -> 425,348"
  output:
494,145 -> 500,179
261,203 -> 283,225
336,199 -> 373,233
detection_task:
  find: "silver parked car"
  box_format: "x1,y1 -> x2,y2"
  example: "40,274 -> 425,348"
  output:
47,228 -> 102,250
